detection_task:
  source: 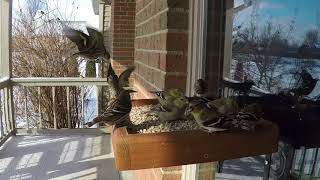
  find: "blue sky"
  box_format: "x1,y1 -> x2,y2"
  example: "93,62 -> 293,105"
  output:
235,0 -> 320,44
13,0 -> 99,28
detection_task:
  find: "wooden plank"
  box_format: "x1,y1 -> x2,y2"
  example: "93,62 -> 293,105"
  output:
112,120 -> 279,170
52,87 -> 57,129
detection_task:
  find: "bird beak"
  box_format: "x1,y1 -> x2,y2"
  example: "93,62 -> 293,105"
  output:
185,106 -> 191,116
127,89 -> 137,93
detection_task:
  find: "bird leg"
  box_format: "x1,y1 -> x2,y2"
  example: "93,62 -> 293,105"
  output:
201,125 -> 227,133
84,116 -> 106,127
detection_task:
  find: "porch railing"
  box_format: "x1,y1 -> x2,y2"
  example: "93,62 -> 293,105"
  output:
0,77 -> 15,146
10,77 -> 109,131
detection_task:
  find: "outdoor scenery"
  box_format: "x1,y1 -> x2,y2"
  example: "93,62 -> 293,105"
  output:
11,0 -> 99,129
231,0 -> 320,178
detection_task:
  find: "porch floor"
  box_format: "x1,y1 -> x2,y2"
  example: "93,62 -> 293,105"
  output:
0,134 -> 119,180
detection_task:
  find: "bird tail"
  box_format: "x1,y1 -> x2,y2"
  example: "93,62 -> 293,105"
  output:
209,112 -> 259,131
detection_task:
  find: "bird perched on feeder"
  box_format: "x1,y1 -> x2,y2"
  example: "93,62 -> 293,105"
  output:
148,89 -> 188,121
150,88 -> 184,111
63,26 -> 110,61
84,89 -> 136,128
85,64 -> 136,127
158,95 -> 189,122
185,98 -> 259,133
188,79 -> 213,104
194,79 -> 208,97
290,70 -> 318,97
107,65 -> 136,99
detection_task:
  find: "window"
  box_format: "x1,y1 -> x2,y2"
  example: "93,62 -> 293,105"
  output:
227,0 -> 320,97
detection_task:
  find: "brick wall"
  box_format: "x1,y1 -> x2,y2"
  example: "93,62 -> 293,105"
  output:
134,0 -> 189,96
110,0 -> 136,76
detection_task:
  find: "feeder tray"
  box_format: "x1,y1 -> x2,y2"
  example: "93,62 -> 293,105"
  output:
111,99 -> 279,170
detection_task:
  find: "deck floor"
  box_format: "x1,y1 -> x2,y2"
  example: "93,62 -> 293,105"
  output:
0,135 -> 119,180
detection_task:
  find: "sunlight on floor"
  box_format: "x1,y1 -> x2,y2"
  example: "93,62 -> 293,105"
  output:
0,135 -> 119,180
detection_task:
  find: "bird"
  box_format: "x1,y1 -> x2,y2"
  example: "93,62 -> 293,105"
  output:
194,79 -> 208,97
206,98 -> 239,115
107,65 -> 136,99
157,95 -> 189,122
185,98 -> 259,133
84,89 -> 136,128
290,70 -> 318,97
150,89 -> 184,111
185,100 -> 227,133
221,79 -> 255,95
63,26 -> 110,61
85,61 -> 96,77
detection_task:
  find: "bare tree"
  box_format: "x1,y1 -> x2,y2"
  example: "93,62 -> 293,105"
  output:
12,0 -> 92,128
232,2 -> 298,92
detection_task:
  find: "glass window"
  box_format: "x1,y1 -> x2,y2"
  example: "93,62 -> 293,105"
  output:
230,0 -> 320,97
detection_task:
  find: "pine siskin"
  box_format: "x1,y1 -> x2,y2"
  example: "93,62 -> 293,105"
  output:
85,89 -> 136,128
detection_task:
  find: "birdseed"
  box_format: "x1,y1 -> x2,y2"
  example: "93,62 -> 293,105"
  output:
129,105 -> 201,134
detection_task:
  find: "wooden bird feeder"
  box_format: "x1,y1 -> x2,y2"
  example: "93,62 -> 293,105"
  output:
111,99 -> 279,171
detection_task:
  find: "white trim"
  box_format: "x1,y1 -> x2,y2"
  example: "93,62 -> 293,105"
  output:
186,0 -> 208,96
183,0 -> 208,179
223,0 -> 235,78
182,164 -> 199,180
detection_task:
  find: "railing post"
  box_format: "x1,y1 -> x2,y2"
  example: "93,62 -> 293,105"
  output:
7,85 -> 15,133
66,86 -> 71,129
24,87 -> 29,129
3,87 -> 9,133
38,87 -> 42,128
81,86 -> 85,127
52,87 -> 57,129
0,91 -> 4,138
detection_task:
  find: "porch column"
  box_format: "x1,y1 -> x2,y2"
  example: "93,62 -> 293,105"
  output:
0,0 -> 15,131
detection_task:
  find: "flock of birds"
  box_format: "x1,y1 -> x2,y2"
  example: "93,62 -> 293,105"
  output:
63,25 -> 319,134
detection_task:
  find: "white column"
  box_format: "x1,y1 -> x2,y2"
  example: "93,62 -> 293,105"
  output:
183,0 -> 208,179
0,0 -> 12,77
186,0 -> 208,97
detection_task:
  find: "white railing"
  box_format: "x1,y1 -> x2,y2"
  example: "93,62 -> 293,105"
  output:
10,77 -> 109,131
0,77 -> 14,146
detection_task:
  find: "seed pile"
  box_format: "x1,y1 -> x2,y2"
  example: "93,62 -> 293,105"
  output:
129,105 -> 200,133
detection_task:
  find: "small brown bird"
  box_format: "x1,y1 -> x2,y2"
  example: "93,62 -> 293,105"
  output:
194,79 -> 208,97
291,70 -> 318,97
185,98 -> 259,133
63,26 -> 110,61
107,65 -> 136,98
84,89 -> 136,128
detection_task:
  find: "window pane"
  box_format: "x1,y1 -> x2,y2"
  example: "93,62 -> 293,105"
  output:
231,0 -> 320,95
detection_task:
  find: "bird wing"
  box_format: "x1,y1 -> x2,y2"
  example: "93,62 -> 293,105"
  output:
118,66 -> 136,88
64,27 -> 89,51
86,27 -> 105,49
